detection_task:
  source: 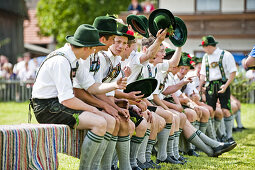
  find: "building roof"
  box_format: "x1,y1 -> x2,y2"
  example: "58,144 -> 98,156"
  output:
24,9 -> 52,44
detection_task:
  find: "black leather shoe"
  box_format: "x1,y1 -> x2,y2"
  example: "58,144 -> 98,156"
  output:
178,155 -> 188,163
132,166 -> 142,170
168,156 -> 185,164
147,160 -> 161,169
233,127 -> 242,132
227,137 -> 235,143
111,165 -> 119,170
137,159 -> 150,169
238,126 -> 247,130
156,156 -> 184,165
187,149 -> 199,157
212,142 -> 237,157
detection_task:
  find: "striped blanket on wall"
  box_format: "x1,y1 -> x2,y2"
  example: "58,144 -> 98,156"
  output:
0,124 -> 87,170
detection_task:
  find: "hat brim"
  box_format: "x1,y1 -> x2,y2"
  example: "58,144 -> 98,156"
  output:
149,9 -> 176,38
124,78 -> 158,98
127,15 -> 149,38
199,42 -> 219,47
66,36 -> 105,47
169,16 -> 187,47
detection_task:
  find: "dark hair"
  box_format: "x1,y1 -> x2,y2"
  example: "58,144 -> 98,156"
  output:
70,44 -> 83,49
127,39 -> 136,47
164,53 -> 173,60
141,35 -> 155,48
99,33 -> 113,40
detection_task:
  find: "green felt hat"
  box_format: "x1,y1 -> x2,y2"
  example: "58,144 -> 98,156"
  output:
117,23 -> 135,40
148,9 -> 176,38
192,56 -> 203,65
178,52 -> 194,69
93,16 -> 122,36
127,15 -> 149,38
199,35 -> 218,47
164,48 -> 175,59
66,24 -> 105,47
169,16 -> 187,47
124,78 -> 158,98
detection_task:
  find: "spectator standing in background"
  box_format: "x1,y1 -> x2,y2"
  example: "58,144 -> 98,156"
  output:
128,0 -> 143,14
13,56 -> 24,76
143,0 -> 155,13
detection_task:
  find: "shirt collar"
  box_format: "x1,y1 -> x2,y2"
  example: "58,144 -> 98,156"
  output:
61,43 -> 78,67
212,47 -> 220,56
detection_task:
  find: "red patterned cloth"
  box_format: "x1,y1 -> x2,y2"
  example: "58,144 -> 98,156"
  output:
0,124 -> 87,169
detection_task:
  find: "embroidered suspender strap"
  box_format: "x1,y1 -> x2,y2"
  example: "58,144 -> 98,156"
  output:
147,65 -> 153,78
35,52 -> 74,83
29,51 -> 79,123
159,72 -> 168,93
205,54 -> 210,87
219,50 -> 227,82
101,51 -> 121,82
89,52 -> 100,75
101,51 -> 113,82
136,67 -> 144,80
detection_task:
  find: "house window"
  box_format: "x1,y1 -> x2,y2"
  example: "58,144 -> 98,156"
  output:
246,0 -> 255,11
196,0 -> 220,12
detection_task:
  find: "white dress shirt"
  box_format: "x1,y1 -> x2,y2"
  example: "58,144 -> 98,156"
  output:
32,44 -> 78,103
200,48 -> 237,81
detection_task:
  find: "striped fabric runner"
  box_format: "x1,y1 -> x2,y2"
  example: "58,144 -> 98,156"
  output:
0,124 -> 87,170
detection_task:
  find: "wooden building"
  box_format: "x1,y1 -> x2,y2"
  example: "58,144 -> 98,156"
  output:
119,0 -> 255,63
0,0 -> 28,64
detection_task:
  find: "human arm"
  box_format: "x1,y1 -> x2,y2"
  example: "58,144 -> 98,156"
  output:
87,77 -> 127,95
163,80 -> 191,95
245,46 -> 255,68
168,47 -> 182,67
73,88 -> 120,119
139,29 -> 167,64
95,94 -> 130,119
198,74 -> 206,92
152,94 -> 169,110
245,56 -> 255,68
61,97 -> 98,113
218,71 -> 236,93
115,90 -> 144,101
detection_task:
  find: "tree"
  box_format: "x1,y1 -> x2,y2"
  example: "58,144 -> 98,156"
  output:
36,0 -> 130,47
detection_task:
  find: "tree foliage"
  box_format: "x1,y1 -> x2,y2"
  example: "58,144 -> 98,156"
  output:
231,72 -> 255,103
36,0 -> 130,47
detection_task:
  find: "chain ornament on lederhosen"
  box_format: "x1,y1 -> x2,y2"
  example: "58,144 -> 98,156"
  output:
89,52 -> 100,75
101,51 -> 121,82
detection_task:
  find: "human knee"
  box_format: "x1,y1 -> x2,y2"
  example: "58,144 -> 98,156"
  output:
202,108 -> 210,120
106,115 -> 116,132
158,116 -> 166,131
136,119 -> 148,133
94,116 -> 107,134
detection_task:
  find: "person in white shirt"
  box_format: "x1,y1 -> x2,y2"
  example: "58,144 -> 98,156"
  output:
31,24 -> 122,169
198,35 -> 237,143
160,49 -> 237,158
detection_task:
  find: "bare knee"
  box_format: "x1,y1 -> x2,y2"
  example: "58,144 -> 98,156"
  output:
105,114 -> 116,133
129,120 -> 135,136
158,116 -> 166,132
135,119 -> 148,137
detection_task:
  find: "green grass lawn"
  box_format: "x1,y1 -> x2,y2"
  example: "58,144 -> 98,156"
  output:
1,102 -> 255,169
